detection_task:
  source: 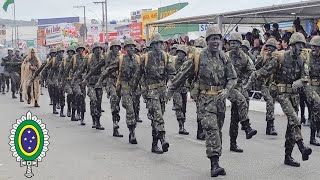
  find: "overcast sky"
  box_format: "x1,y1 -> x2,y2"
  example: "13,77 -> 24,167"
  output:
0,0 -> 192,21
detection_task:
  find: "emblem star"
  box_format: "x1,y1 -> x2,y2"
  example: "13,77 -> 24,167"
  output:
28,147 -> 31,150
32,136 -> 35,139
24,138 -> 27,141
28,130 -> 31,134
30,140 -> 32,143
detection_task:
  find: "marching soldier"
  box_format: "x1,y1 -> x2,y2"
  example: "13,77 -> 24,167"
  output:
70,45 -> 87,124
254,38 -> 278,136
142,33 -> 175,154
43,49 -> 56,106
96,37 -> 141,143
1,48 -> 14,97
226,33 -> 257,153
134,45 -> 143,123
245,32 -> 312,167
167,26 -> 237,177
172,45 -> 189,135
80,43 -> 105,130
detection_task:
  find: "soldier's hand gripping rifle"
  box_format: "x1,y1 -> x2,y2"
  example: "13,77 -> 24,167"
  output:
28,61 -> 47,88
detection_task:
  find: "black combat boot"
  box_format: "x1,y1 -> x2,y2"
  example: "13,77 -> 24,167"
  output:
210,155 -> 226,177
178,120 -> 189,135
19,93 -> 24,102
67,104 -> 71,117
151,135 -> 163,154
113,115 -> 123,137
159,131 -> 169,152
53,104 -> 58,114
91,116 -> 97,128
296,140 -> 312,161
12,92 -> 17,99
95,116 -> 105,130
241,120 -> 257,139
2,87 -> 5,94
266,120 -> 278,136
284,147 -> 300,167
34,101 -> 40,108
71,109 -> 77,121
230,137 -> 243,153
129,125 -> 138,144
197,121 -> 205,140
310,129 -> 320,146
80,112 -> 86,126
27,93 -> 31,104
60,106 -> 66,117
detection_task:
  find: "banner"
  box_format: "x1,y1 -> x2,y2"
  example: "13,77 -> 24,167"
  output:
87,35 -> 94,45
130,22 -> 142,41
142,10 -> 158,39
115,25 -> 130,40
45,24 -> 63,45
108,32 -> 118,42
37,29 -> 46,47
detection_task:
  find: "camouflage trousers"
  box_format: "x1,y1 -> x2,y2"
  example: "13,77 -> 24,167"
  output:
198,94 -> 225,158
133,93 -> 141,122
9,72 -> 20,94
87,86 -> 102,117
50,84 -> 60,106
228,88 -> 250,138
0,73 -> 6,91
276,93 -> 303,148
64,81 -> 73,111
108,84 -> 121,122
48,84 -> 54,102
261,86 -> 276,122
300,91 -> 311,120
73,83 -> 86,113
172,92 -> 187,121
121,88 -> 137,127
305,86 -> 320,130
146,89 -> 166,134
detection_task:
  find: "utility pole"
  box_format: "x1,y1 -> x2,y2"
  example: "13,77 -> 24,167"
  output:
94,1 -> 107,42
105,0 -> 108,42
73,5 -> 87,44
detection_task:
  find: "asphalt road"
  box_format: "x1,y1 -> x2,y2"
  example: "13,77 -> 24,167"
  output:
1,89 -> 320,180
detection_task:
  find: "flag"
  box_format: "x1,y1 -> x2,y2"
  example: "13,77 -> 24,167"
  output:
3,0 -> 14,12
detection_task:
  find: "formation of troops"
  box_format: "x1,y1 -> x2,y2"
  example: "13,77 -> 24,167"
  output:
2,25 -> 320,178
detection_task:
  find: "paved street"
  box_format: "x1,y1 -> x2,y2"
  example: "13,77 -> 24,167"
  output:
1,90 -> 320,180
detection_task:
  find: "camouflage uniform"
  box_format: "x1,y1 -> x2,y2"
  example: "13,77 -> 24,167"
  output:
1,49 -> 14,96
254,38 -> 278,136
97,38 -> 141,143
247,32 -> 312,167
70,45 -> 87,124
134,45 -> 143,123
241,40 -> 256,64
304,36 -> 320,146
82,43 -> 105,130
142,33 -> 175,154
44,47 -> 65,115
42,49 -> 56,107
168,26 -> 237,177
226,33 -> 257,153
59,47 -> 76,119
172,45 -> 189,135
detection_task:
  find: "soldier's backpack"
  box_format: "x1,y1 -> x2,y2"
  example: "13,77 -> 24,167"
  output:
144,51 -> 168,67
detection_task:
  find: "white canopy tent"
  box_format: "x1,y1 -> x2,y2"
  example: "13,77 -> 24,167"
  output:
151,0 -> 320,25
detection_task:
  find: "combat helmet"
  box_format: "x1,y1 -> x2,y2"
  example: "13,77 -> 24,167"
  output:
289,32 -> 306,45
76,44 -> 85,52
265,38 -> 277,48
171,44 -> 179,50
7,48 -> 14,52
176,45 -> 188,55
48,48 -> 57,55
66,46 -> 76,53
205,26 -> 222,41
194,37 -> 207,48
109,39 -> 121,48
124,37 -> 136,47
310,36 -> 320,47
241,40 -> 251,50
150,33 -> 164,45
56,46 -> 65,53
229,33 -> 243,43
92,42 -> 102,51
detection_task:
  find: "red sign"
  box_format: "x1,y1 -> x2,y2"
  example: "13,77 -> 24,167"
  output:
98,32 -> 118,43
87,35 -> 94,45
129,22 -> 142,41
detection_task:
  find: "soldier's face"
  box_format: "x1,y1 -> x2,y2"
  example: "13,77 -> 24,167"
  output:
207,35 -> 221,52
293,42 -> 305,55
8,50 -> 13,56
78,48 -> 84,55
177,51 -> 186,60
67,51 -> 75,57
111,46 -> 120,55
229,41 -> 241,51
311,45 -> 320,56
266,45 -> 276,55
50,52 -> 56,57
58,51 -> 64,57
153,42 -> 163,52
94,48 -> 101,55
15,51 -> 20,56
125,44 -> 135,56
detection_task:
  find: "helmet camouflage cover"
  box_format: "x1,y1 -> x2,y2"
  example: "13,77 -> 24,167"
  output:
289,32 -> 306,45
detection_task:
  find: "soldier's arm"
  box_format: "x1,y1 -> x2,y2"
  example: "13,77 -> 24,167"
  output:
168,59 -> 195,92
256,58 -> 278,79
166,59 -> 176,82
225,60 -> 238,91
95,60 -> 118,85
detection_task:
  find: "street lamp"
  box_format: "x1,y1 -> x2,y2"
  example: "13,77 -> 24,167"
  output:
73,5 -> 87,44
